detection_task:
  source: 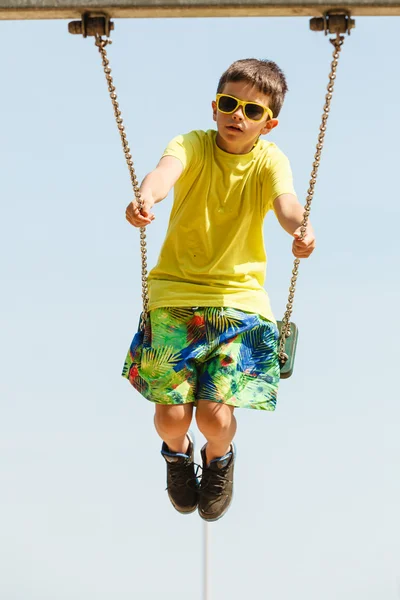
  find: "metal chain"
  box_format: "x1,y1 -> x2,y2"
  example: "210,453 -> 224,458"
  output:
94,34 -> 149,331
278,33 -> 345,364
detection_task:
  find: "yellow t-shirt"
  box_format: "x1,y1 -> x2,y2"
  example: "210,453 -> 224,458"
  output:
147,129 -> 295,323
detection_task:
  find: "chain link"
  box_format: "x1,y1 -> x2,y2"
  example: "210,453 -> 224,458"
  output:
278,33 -> 345,364
94,34 -> 149,331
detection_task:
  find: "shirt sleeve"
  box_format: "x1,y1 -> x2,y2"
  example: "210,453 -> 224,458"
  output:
162,130 -> 203,173
262,150 -> 296,216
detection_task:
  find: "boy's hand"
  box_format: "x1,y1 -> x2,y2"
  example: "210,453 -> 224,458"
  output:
125,196 -> 155,228
292,226 -> 316,258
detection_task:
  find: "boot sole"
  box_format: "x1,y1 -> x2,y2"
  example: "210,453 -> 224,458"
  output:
198,492 -> 233,522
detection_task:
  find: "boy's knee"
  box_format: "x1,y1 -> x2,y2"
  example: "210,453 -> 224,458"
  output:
195,401 -> 234,437
154,404 -> 193,438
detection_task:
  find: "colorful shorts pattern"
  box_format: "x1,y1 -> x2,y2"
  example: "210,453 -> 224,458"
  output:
122,306 -> 280,411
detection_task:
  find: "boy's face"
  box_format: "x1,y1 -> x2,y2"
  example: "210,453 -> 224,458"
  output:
212,80 -> 279,154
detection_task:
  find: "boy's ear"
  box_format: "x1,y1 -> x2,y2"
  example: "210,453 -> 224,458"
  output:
261,118 -> 279,135
212,100 -> 217,122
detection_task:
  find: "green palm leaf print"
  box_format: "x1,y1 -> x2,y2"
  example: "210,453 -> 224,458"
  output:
187,315 -> 205,345
205,307 -> 242,337
141,346 -> 180,378
133,376 -> 149,395
164,307 -> 194,321
122,358 -> 130,377
198,379 -> 225,402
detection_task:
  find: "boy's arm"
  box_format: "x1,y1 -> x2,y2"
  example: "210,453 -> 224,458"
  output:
126,156 -> 183,228
273,193 -> 316,259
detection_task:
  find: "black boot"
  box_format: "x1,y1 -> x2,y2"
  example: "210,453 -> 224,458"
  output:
161,432 -> 199,514
198,444 -> 235,522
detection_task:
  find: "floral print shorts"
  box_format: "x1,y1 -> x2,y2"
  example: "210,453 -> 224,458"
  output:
122,306 -> 280,411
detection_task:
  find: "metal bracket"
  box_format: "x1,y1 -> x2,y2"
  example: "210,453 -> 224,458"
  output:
68,13 -> 114,37
310,10 -> 355,35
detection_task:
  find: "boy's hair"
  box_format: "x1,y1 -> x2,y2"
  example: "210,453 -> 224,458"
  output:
217,58 -> 288,118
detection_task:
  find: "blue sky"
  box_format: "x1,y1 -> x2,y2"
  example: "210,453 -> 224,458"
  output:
1,14 -> 400,600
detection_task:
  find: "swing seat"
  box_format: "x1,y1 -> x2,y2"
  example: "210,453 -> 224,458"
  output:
277,321 -> 298,379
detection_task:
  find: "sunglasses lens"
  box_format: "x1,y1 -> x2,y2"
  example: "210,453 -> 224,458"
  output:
244,103 -> 265,121
218,95 -> 239,113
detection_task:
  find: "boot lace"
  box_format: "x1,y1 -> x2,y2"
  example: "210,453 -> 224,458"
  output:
166,461 -> 201,492
199,465 -> 232,499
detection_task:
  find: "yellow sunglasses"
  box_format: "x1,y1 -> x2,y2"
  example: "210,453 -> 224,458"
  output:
216,93 -> 273,122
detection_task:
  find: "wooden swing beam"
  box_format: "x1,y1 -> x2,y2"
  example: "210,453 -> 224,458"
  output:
0,0 -> 399,20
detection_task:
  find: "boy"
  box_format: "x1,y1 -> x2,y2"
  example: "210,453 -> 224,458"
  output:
123,59 -> 315,522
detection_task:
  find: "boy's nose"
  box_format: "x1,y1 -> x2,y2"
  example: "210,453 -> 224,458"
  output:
232,107 -> 245,120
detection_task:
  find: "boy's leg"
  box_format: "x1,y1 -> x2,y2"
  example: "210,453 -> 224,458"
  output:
195,401 -> 236,462
155,403 -> 199,514
154,403 -> 194,453
195,400 -> 237,522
